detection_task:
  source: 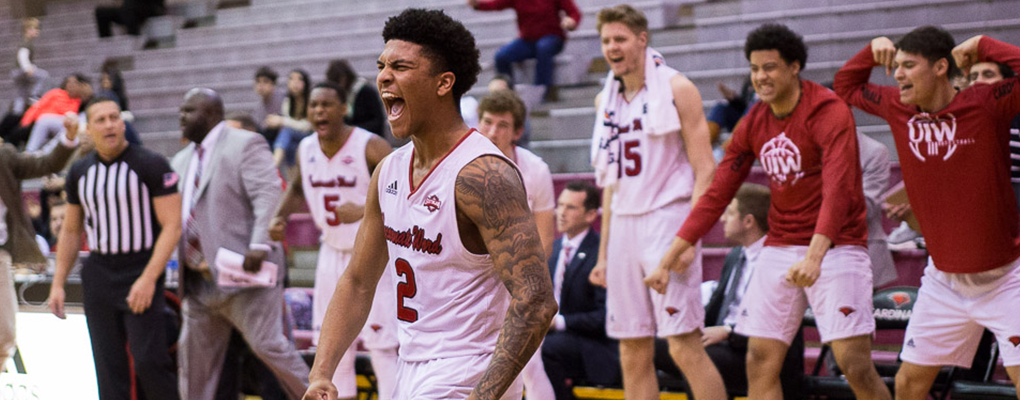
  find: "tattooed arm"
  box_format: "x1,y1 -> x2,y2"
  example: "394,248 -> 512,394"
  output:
456,155 -> 559,400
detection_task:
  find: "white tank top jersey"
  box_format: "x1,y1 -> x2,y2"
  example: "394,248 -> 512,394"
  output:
607,88 -> 695,215
298,127 -> 373,251
376,129 -> 519,362
513,146 -> 555,213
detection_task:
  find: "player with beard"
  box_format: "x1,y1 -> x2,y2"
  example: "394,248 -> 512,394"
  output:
302,8 -> 557,400
835,26 -> 1020,399
662,24 -> 891,400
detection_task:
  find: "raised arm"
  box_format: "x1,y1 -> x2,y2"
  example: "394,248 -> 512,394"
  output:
8,131 -> 78,180
456,156 -> 558,400
833,38 -> 899,117
304,167 -> 390,400
957,36 -> 1020,119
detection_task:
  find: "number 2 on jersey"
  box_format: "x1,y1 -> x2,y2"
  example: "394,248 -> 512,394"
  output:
395,258 -> 419,322
323,194 -> 341,226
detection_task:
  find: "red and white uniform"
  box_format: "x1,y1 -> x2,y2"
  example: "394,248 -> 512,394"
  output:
836,37 -> 1020,366
376,130 -> 523,399
678,80 -> 875,344
298,128 -> 397,397
514,146 -> 554,213
599,85 -> 705,339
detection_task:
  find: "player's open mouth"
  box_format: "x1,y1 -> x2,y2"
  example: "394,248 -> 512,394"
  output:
314,119 -> 329,132
382,92 -> 405,121
900,84 -> 913,93
608,56 -> 624,64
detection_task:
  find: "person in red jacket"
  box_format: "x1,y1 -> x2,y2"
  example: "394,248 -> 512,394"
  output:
467,0 -> 581,101
657,24 -> 892,400
834,26 -> 1020,399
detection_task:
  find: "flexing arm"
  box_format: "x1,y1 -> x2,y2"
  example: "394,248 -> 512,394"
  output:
960,36 -> 1020,118
456,156 -> 558,400
127,193 -> 182,314
673,74 -> 716,205
304,168 -> 390,400
48,204 -> 84,319
8,132 -> 77,180
833,38 -> 899,117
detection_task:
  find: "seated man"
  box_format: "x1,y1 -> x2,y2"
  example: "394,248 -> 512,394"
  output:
655,184 -> 804,399
12,74 -> 92,151
542,181 -> 621,400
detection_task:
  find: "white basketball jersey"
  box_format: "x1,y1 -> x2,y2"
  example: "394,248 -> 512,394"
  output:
514,146 -> 555,213
607,88 -> 695,215
376,130 -> 515,362
298,128 -> 373,250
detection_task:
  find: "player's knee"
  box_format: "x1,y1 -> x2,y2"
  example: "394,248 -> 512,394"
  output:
746,344 -> 783,375
666,333 -> 704,366
619,338 -> 654,363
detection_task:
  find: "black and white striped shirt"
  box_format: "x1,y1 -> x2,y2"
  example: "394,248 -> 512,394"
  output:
66,145 -> 178,256
1010,115 -> 1020,183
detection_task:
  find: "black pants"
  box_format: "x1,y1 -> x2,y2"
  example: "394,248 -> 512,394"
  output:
95,2 -> 163,37
81,257 -> 179,400
542,330 -> 621,400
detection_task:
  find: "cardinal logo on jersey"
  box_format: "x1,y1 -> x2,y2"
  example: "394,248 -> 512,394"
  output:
342,156 -> 355,165
424,195 -> 442,213
761,133 -> 804,186
888,292 -> 911,307
1009,336 -> 1020,347
839,307 -> 855,316
665,307 -> 679,316
371,324 -> 383,333
906,113 -> 973,162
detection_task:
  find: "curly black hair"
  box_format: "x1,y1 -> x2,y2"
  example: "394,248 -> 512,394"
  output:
382,8 -> 481,103
744,23 -> 808,71
896,26 -> 960,79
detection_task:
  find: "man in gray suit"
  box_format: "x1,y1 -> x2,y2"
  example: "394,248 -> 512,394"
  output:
172,88 -> 309,399
858,132 -> 897,288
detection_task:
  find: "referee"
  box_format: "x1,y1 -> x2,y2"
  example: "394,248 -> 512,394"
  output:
48,97 -> 182,400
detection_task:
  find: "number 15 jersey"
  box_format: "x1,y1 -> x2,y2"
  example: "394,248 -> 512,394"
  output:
376,130 -> 516,362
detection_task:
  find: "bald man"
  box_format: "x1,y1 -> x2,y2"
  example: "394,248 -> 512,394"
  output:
171,88 -> 310,399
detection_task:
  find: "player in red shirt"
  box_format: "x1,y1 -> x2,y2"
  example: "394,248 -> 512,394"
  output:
655,24 -> 892,400
835,26 -> 1020,399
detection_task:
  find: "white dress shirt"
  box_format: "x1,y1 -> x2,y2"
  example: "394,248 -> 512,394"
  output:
722,236 -> 765,327
551,228 -> 589,331
0,195 -> 8,246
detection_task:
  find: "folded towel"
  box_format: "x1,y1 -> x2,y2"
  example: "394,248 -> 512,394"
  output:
591,47 -> 681,188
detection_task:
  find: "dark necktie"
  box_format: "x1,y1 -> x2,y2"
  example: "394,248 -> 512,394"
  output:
716,251 -> 747,326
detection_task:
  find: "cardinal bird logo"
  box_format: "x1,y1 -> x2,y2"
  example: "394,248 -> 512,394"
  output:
889,292 -> 911,307
371,324 -> 383,333
1009,336 -> 1020,347
839,307 -> 856,316
424,195 -> 442,213
665,307 -> 679,316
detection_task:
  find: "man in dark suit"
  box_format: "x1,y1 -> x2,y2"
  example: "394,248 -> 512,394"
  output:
542,181 -> 620,400
656,183 -> 804,399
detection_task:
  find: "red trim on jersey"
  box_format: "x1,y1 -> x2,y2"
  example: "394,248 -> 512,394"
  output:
408,129 -> 476,197
316,126 -> 356,161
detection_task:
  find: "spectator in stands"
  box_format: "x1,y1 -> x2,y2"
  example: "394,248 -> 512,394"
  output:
656,184 -> 804,399
467,0 -> 582,102
706,78 -> 756,146
18,74 -> 93,152
667,24 -> 891,400
325,59 -> 387,137
47,199 -> 66,249
542,181 -> 620,400
10,18 -> 49,115
172,88 -> 309,399
588,5 -> 722,400
99,65 -> 130,112
269,69 -> 312,174
477,89 -> 556,399
968,61 -> 1020,208
95,0 -> 167,38
226,112 -> 259,133
858,133 -> 898,288
0,122 -> 79,368
253,66 -> 285,145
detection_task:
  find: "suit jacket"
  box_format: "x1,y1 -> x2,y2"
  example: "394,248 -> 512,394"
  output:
858,132 -> 897,287
549,229 -> 609,340
704,246 -> 750,349
0,142 -> 76,264
171,126 -> 284,295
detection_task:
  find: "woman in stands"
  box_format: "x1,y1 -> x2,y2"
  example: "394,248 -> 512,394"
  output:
269,69 -> 313,176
